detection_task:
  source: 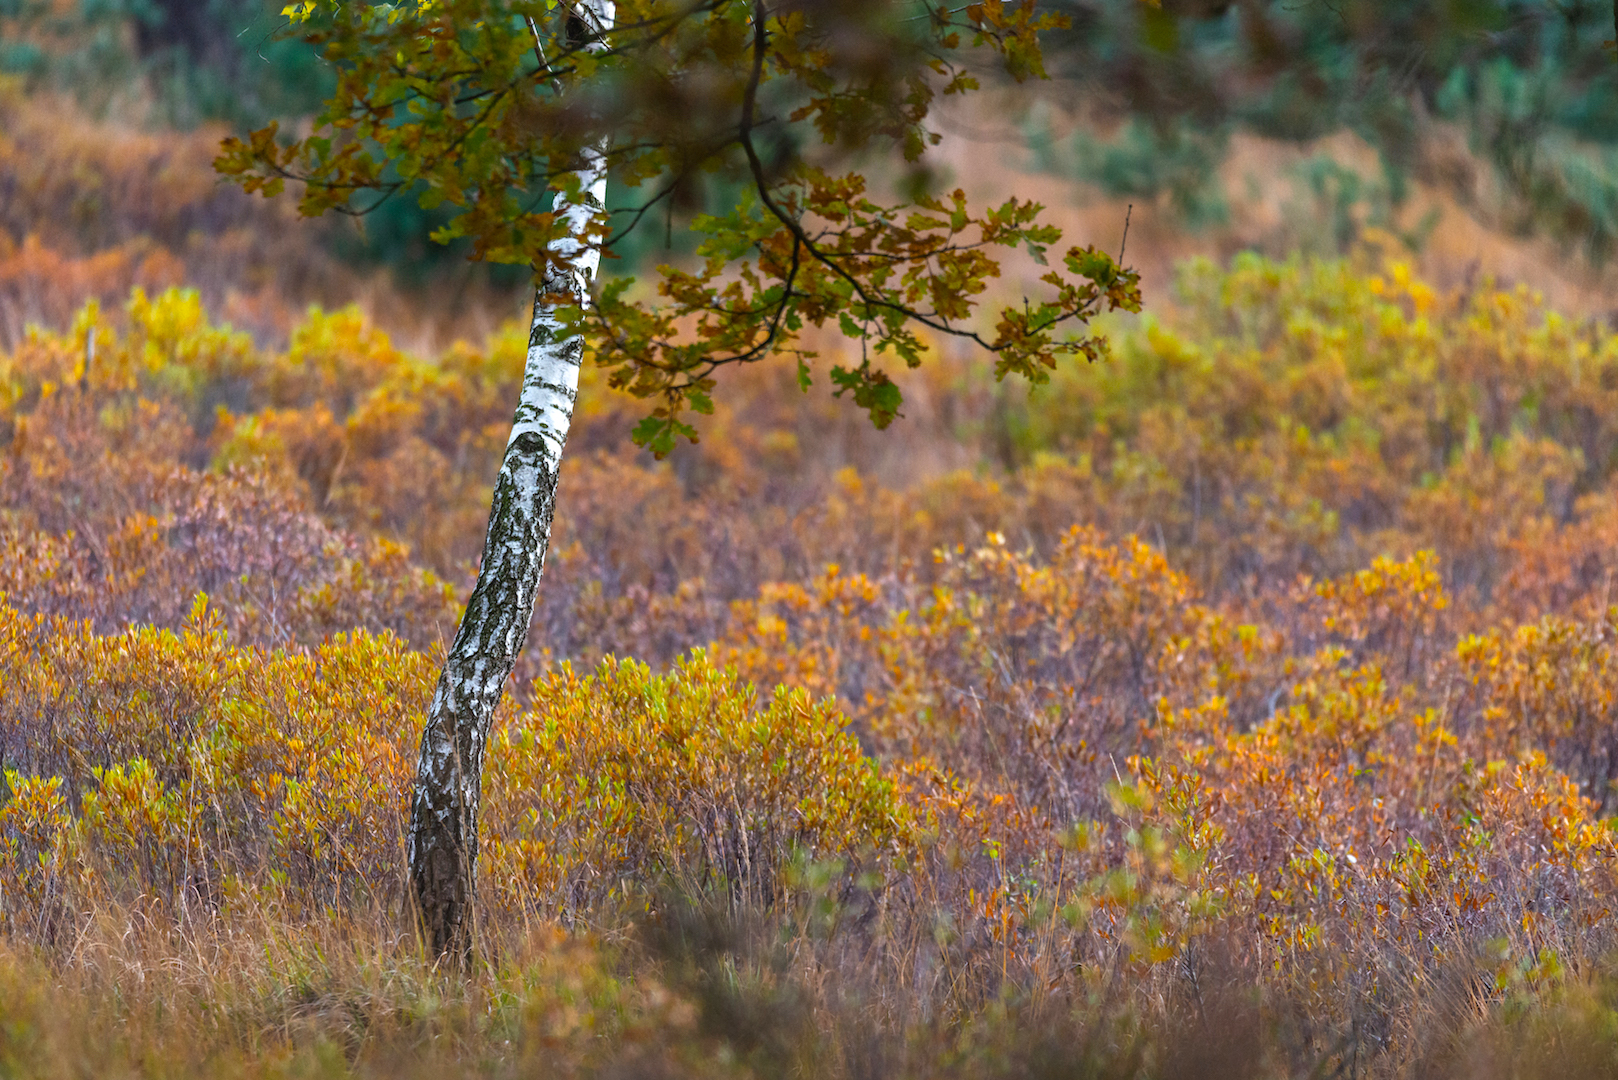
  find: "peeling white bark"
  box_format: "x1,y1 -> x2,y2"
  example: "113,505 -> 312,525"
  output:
408,0 -> 615,959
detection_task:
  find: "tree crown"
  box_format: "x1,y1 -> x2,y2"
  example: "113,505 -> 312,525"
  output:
218,0 -> 1142,454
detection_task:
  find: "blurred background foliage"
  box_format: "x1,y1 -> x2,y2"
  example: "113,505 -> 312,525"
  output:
0,0 -> 528,293
0,0 -> 327,128
1027,1 -> 1618,259
15,0 -> 1618,303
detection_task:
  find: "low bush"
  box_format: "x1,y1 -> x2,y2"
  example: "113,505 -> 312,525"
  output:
6,252 -> 1618,1072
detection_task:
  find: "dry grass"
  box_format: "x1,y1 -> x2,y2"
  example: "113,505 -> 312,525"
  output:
3,888 -> 1618,1079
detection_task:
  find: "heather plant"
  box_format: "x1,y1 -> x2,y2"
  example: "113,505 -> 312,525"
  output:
8,238 -> 1618,1069
16,250 -> 1618,655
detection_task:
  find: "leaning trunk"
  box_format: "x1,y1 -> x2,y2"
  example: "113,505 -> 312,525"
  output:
407,6 -> 612,960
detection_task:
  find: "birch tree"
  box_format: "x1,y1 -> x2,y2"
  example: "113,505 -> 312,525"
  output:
218,0 -> 1141,960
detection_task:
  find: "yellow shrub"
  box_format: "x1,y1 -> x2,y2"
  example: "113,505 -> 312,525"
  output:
483,651 -> 912,916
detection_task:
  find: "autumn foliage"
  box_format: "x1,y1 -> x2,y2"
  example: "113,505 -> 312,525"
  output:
11,243 -> 1618,1072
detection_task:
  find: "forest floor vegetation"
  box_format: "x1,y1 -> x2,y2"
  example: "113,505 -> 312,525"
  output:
5,243 -> 1618,1074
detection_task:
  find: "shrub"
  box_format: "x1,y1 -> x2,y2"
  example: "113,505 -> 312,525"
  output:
484,652 -> 911,920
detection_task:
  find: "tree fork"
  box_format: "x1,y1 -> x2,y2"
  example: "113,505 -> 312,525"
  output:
406,0 -> 614,961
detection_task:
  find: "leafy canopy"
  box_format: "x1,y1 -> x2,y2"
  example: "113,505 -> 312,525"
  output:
217,0 -> 1142,455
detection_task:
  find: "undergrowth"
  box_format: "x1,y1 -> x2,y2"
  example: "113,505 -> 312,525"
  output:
6,250 -> 1618,1073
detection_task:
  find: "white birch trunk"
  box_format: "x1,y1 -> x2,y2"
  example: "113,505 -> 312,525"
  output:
407,0 -> 614,959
